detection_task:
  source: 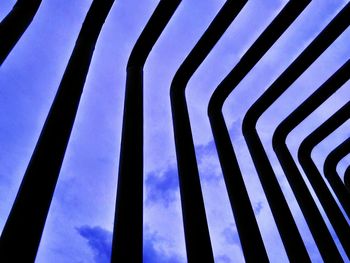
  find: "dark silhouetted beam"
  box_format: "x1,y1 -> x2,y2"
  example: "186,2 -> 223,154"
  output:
0,0 -> 115,261
111,1 -> 180,262
298,101 -> 350,258
324,138 -> 350,218
273,60 -> 350,261
0,0 -> 42,65
345,166 -> 350,191
207,1 -> 311,261
241,3 -> 350,262
170,1 -> 247,261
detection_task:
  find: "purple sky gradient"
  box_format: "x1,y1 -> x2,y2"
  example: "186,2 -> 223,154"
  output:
1,0 -> 350,262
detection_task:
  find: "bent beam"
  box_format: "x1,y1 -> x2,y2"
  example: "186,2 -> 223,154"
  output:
112,1 -> 181,262
241,3 -> 350,262
170,1 -> 247,261
324,137 -> 350,217
207,1 -> 311,261
298,101 -> 350,258
273,59 -> 350,261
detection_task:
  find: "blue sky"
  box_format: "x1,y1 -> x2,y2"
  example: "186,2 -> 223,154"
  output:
1,0 -> 350,262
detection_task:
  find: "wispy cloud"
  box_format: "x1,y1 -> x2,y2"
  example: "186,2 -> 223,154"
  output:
216,254 -> 233,263
222,225 -> 240,245
144,228 -> 183,263
76,226 -> 112,263
145,165 -> 179,207
76,225 -> 184,263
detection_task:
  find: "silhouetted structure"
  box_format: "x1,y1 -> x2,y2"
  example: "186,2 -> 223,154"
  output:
170,1 -> 249,262
324,137 -> 350,217
345,166 -> 350,191
298,101 -> 350,257
0,1 -> 349,262
208,1 -> 312,261
0,0 -> 115,262
242,3 -> 350,262
273,58 -> 350,261
112,1 -> 180,262
0,0 -> 42,65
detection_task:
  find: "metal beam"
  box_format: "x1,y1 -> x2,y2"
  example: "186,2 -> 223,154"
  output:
298,101 -> 350,259
273,59 -> 350,261
0,0 -> 115,261
111,1 -> 181,262
324,137 -> 350,218
170,1 -> 247,261
207,1 -> 311,261
240,3 -> 350,262
345,166 -> 350,191
0,0 -> 42,65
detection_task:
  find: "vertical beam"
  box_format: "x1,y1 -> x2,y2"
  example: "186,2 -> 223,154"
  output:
345,166 -> 350,191
324,137 -> 350,218
0,0 -> 115,261
170,1 -> 247,262
0,0 -> 42,65
298,101 -> 350,259
111,1 -> 180,262
273,59 -> 350,261
209,1 -> 312,261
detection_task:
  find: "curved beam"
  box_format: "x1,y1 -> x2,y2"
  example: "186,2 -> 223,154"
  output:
324,137 -> 350,217
345,166 -> 350,191
207,1 -> 311,261
273,59 -> 350,261
0,0 -> 115,261
0,0 -> 42,65
298,101 -> 350,258
111,1 -> 181,262
170,1 -> 247,261
241,3 -> 350,262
